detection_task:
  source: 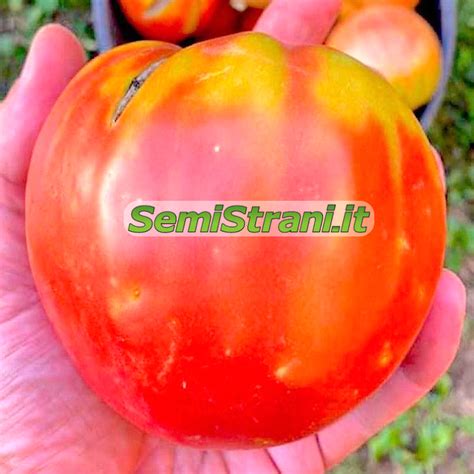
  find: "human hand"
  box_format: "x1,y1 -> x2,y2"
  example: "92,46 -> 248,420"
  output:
0,1 -> 466,472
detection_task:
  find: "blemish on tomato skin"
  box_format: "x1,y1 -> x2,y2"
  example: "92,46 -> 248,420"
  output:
132,287 -> 141,300
182,434 -> 202,443
155,341 -> 177,383
379,341 -> 393,368
274,358 -> 302,382
411,179 -> 425,191
398,234 -> 411,252
107,284 -> 143,320
253,437 -> 274,447
415,284 -> 427,306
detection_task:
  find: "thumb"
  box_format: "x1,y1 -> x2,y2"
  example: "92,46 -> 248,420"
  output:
255,0 -> 341,45
0,24 -> 86,185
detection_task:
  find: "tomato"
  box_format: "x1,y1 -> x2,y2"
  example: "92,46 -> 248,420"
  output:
26,32 -> 445,449
239,7 -> 263,32
327,5 -> 443,110
245,0 -> 270,7
197,1 -> 241,40
341,0 -> 419,18
117,0 -> 224,42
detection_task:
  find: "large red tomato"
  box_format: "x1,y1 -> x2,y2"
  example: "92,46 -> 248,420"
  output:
26,33 -> 445,449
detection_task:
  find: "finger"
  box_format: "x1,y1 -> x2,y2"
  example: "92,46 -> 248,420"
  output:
199,451 -> 229,474
267,435 -> 325,473
0,24 -> 86,185
255,0 -> 341,45
222,448 -> 279,473
172,447 -> 203,472
432,146 -> 446,194
317,270 -> 466,468
135,437 -> 176,473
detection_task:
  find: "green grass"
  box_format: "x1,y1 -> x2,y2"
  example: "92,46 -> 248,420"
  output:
333,376 -> 474,473
1,0 -> 473,472
430,0 -> 474,271
367,376 -> 473,473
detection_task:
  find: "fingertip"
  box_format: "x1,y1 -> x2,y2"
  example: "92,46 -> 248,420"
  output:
0,23 -> 86,184
255,0 -> 341,45
20,23 -> 87,86
431,269 -> 466,340
439,269 -> 467,310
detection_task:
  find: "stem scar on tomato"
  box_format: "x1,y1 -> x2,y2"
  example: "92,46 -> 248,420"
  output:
112,58 -> 168,124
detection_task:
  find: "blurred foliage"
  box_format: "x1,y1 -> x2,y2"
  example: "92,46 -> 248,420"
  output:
446,215 -> 474,271
334,376 -> 474,473
0,0 -> 95,97
429,0 -> 474,271
367,376 -> 474,473
0,0 -> 473,472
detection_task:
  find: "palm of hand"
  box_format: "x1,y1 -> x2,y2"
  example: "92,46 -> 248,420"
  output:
1,188 -> 324,472
0,8 -> 465,473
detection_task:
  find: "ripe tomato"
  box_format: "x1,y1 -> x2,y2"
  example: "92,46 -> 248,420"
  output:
341,0 -> 419,17
245,0 -> 270,7
239,7 -> 263,31
26,33 -> 445,449
117,0 -> 223,42
197,1 -> 241,40
327,5 -> 443,110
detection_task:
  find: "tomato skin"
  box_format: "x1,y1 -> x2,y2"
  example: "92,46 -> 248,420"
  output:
245,0 -> 270,7
26,33 -> 445,449
197,2 -> 240,40
341,0 -> 419,18
239,7 -> 263,32
117,0 -> 224,42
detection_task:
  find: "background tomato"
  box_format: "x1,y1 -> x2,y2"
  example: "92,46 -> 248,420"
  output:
341,0 -> 419,17
244,0 -> 270,7
239,7 -> 263,31
327,5 -> 443,110
117,0 -> 223,42
26,32 -> 445,449
197,2 -> 241,40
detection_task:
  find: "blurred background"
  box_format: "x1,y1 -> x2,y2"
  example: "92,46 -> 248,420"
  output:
0,0 -> 473,472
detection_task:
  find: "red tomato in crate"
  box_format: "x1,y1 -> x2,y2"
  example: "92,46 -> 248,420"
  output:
341,0 -> 419,18
26,32 -> 445,449
197,1 -> 241,40
117,0 -> 223,42
239,7 -> 263,31
327,5 -> 443,110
